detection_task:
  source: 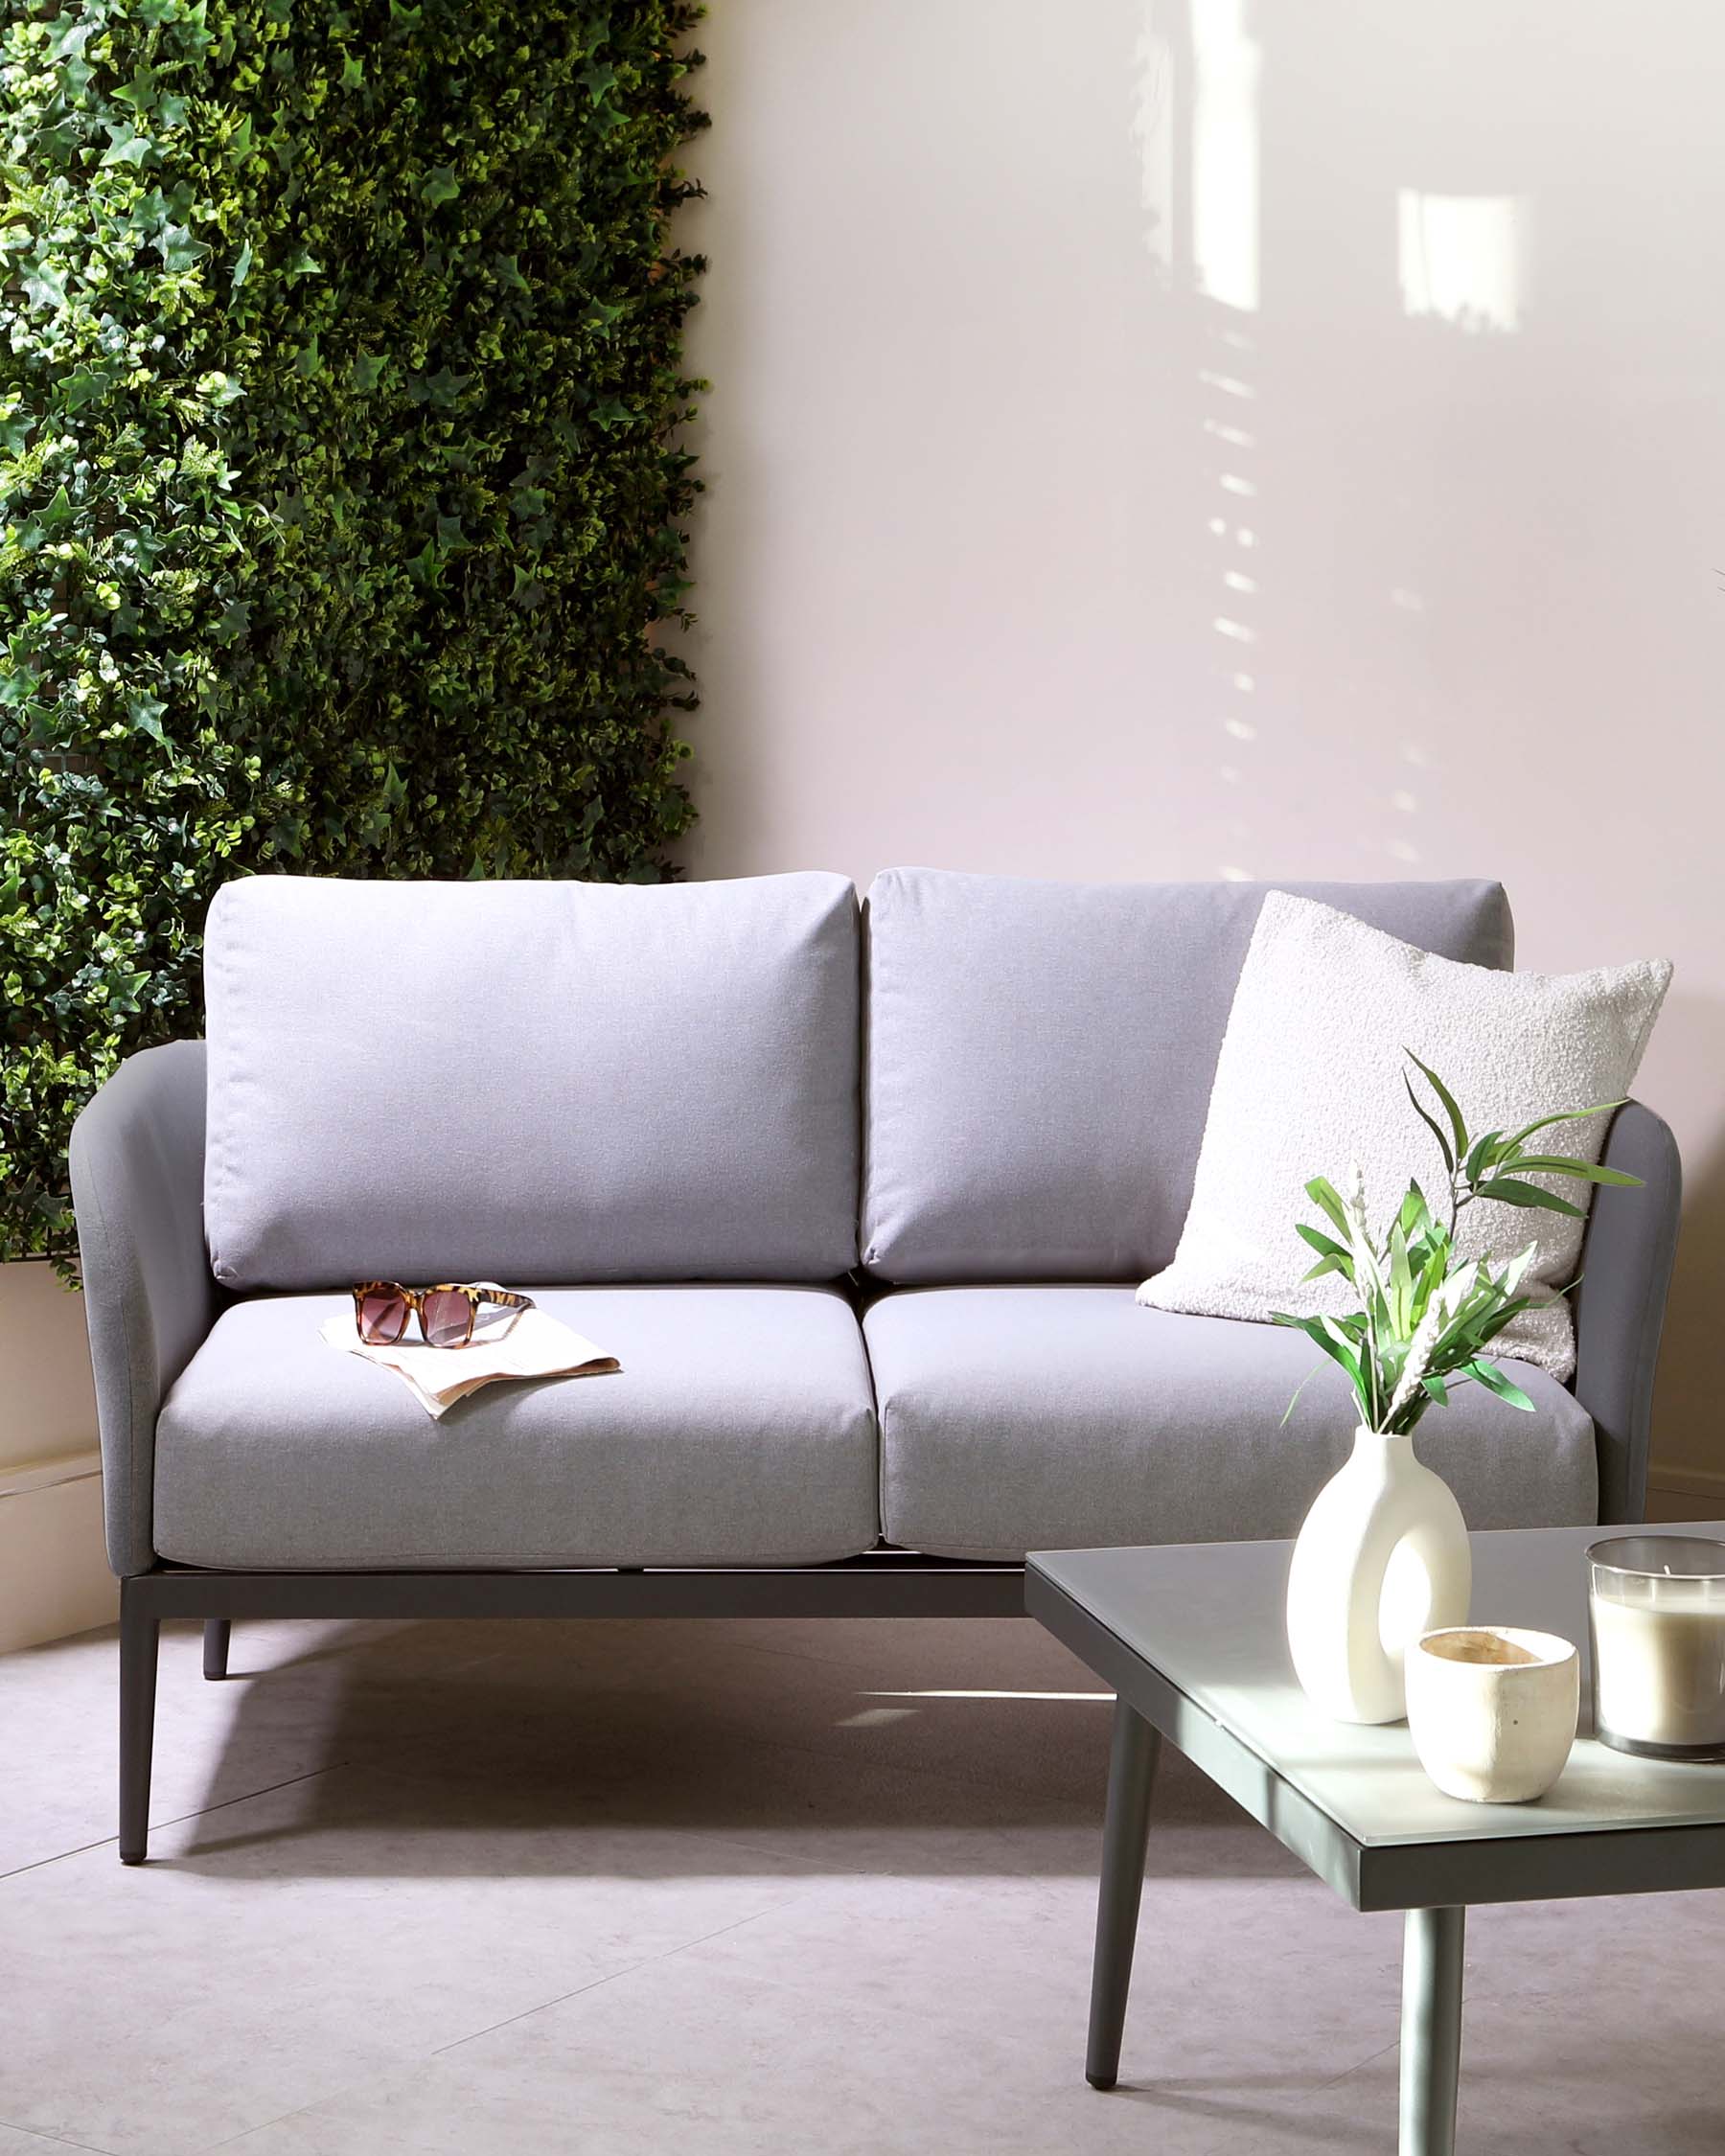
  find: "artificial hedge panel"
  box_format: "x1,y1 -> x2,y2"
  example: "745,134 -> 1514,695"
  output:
1,0 -> 707,1264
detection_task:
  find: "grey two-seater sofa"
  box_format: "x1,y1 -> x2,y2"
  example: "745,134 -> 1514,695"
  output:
70,869 -> 1680,1861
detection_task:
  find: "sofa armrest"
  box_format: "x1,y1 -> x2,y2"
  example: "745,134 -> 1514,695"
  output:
68,1042 -> 214,1577
1571,1101 -> 1682,1526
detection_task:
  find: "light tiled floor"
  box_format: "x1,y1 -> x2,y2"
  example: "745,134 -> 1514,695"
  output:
1,1610 -> 1721,2152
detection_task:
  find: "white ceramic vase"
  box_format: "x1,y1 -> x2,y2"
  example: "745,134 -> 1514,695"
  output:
1286,1426 -> 1472,1724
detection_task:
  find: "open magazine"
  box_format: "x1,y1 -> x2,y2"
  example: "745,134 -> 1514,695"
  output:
320,1298 -> 618,1419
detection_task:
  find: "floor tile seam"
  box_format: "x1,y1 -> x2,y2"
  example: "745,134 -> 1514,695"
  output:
428,1898 -> 803,2061
152,1760 -> 352,1839
192,2053 -> 439,2156
193,2015 -> 611,2155
0,2118 -> 120,2156
188,1920 -> 788,2150
0,1834 -> 126,1889
1317,2034 -> 1402,2091
0,1763 -> 353,1887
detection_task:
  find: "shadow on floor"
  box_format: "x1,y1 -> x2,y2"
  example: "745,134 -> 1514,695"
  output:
157,1613 -> 1298,1883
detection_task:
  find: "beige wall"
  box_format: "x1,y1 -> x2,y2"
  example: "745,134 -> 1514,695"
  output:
677,0 -> 1725,1491
0,1264 -> 115,1650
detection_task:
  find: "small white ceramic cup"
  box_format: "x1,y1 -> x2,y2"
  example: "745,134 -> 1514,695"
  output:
1406,1626 -> 1579,1804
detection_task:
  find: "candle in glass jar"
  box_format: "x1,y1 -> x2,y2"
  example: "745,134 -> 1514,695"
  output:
1588,1536 -> 1725,1759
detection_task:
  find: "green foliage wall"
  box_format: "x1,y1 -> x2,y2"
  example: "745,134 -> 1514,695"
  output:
0,0 -> 707,1263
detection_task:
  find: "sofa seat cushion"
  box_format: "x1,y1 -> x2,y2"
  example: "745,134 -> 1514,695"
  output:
863,1287 -> 1597,1562
155,1287 -> 880,1570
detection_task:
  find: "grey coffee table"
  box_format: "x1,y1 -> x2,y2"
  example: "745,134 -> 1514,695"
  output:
1026,1523 -> 1725,2155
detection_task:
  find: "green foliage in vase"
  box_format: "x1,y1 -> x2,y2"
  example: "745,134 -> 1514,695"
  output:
1,0 -> 708,1269
1275,1056 -> 1642,1435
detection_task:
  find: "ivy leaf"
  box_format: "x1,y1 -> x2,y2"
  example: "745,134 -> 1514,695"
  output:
101,126 -> 154,169
178,4 -> 215,59
195,370 -> 244,407
350,352 -> 387,392
130,188 -> 172,234
589,397 -> 633,432
230,239 -> 255,291
154,224 -> 208,273
62,367 -> 114,411
494,253 -> 529,292
340,53 -> 365,89
286,248 -> 323,280
20,260 -> 67,313
127,693 -> 168,743
112,65 -> 160,115
422,366 -> 470,408
293,334 -> 324,379
420,166 -> 460,208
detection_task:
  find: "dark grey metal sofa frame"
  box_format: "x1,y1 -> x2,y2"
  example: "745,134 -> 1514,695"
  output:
70,1043 -> 1681,1864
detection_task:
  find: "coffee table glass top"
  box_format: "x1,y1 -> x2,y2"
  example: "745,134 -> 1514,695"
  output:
1029,1524 -> 1725,1850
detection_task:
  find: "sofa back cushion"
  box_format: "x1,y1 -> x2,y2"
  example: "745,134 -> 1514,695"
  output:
862,868 -> 1513,1284
204,873 -> 861,1290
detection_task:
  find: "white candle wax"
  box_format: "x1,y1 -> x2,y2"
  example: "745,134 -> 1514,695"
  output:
1591,1573 -> 1725,1752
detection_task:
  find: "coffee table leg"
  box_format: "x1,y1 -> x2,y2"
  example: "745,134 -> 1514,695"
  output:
1399,1905 -> 1464,2155
1085,1699 -> 1160,2091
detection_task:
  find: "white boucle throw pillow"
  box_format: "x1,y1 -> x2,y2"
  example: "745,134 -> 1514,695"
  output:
1138,893 -> 1671,1379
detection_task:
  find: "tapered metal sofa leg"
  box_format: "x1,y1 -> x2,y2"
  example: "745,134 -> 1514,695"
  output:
119,1582 -> 160,1866
202,1618 -> 231,1681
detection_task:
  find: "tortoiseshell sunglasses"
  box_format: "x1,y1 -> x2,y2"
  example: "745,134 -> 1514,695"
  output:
352,1281 -> 534,1349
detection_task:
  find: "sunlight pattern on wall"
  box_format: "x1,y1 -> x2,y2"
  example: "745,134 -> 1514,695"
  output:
1191,0 -> 1261,313
1397,191 -> 1528,334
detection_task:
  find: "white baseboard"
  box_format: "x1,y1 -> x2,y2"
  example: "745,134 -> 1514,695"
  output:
0,1455 -> 117,1656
